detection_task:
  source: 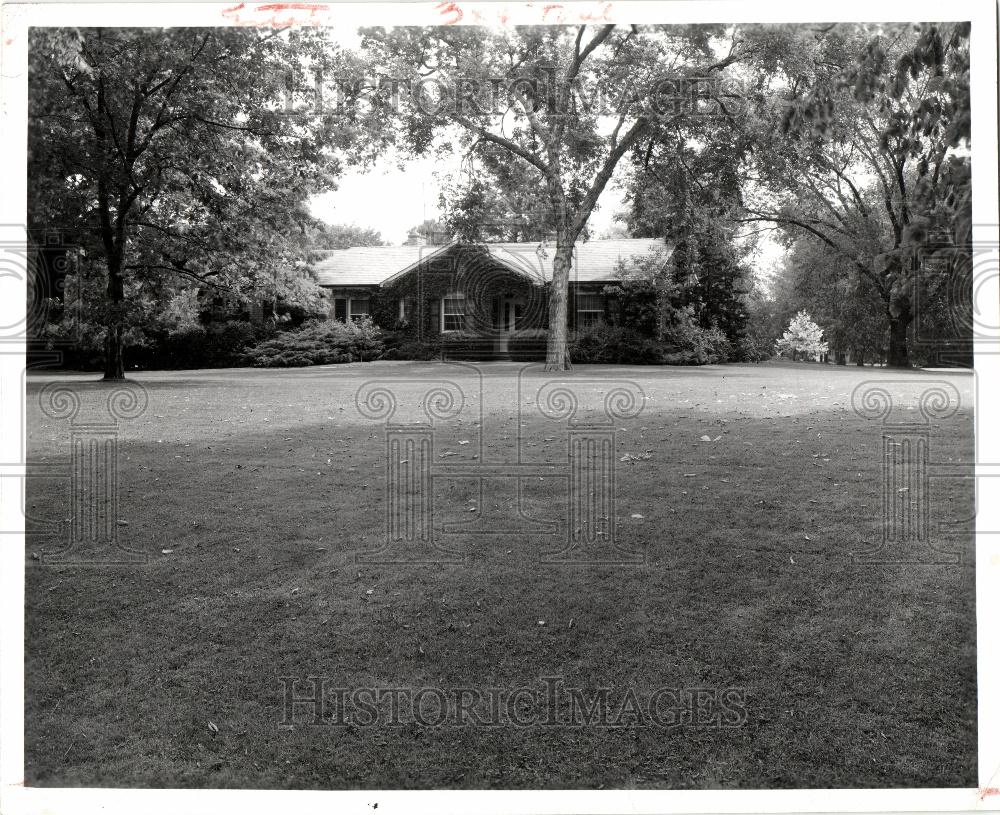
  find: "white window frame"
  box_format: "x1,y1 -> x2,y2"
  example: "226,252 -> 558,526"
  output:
440,292 -> 466,333
348,296 -> 370,323
398,298 -> 407,321
575,292 -> 605,328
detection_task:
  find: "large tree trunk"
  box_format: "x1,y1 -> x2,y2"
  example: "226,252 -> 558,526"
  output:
104,323 -> 125,380
544,240 -> 574,371
103,266 -> 126,381
887,310 -> 911,369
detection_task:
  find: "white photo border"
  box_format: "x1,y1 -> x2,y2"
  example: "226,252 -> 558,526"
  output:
1,2 -> 997,813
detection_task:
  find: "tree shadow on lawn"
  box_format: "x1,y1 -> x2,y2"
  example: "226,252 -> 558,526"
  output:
23,372 -> 977,790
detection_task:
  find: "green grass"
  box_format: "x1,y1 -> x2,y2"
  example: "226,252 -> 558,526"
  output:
24,360 -> 976,789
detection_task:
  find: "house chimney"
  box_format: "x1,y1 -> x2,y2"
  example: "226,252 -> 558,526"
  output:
404,229 -> 427,247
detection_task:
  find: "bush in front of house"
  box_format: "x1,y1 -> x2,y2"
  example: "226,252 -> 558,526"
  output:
570,320 -> 733,365
242,317 -> 384,367
508,328 -> 548,361
143,320 -> 270,369
380,330 -> 442,361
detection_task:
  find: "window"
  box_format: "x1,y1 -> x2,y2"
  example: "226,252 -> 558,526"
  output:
575,293 -> 604,328
349,297 -> 370,322
398,297 -> 415,323
441,294 -> 465,332
333,298 -> 348,322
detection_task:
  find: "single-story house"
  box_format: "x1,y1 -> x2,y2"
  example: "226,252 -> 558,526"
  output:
311,238 -> 671,354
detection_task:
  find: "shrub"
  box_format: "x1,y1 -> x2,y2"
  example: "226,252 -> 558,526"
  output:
381,330 -> 442,361
508,328 -> 548,361
571,325 -> 662,364
663,320 -> 732,365
118,320 -> 273,370
242,317 -> 384,367
570,321 -> 734,366
732,334 -> 772,363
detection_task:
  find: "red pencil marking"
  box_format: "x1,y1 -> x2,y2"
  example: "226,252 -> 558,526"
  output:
542,4 -> 564,22
222,2 -> 246,12
579,2 -> 612,22
436,1 -> 463,24
255,2 -> 328,11
979,787 -> 1000,800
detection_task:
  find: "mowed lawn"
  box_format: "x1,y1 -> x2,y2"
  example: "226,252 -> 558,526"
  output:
24,360 -> 976,789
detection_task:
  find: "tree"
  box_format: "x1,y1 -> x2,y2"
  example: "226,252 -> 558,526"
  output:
777,234 -> 888,365
358,24 -> 749,369
29,28 -> 345,378
736,22 -> 971,367
405,219 -> 451,245
623,117 -> 755,356
310,222 -> 386,250
775,310 -> 829,360
437,170 -> 557,243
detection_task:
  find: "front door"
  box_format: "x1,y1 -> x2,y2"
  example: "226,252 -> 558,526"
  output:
500,298 -> 523,333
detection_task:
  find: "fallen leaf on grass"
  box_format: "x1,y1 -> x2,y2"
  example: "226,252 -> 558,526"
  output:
207,721 -> 219,733
631,513 -> 644,519
161,549 -> 173,554
620,453 -> 652,463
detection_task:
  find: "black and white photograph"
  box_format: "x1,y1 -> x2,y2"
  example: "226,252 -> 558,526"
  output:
1,0 -> 998,811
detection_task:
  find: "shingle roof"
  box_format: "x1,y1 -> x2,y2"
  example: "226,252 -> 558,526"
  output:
312,238 -> 671,287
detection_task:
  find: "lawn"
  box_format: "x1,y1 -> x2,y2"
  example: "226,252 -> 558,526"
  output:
23,360 -> 977,789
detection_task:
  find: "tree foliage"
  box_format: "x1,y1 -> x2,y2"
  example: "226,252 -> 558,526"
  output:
29,27 -> 346,377
742,22 -> 972,367
775,310 -> 829,360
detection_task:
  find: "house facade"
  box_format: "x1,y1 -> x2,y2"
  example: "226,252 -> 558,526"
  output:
311,238 -> 670,356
